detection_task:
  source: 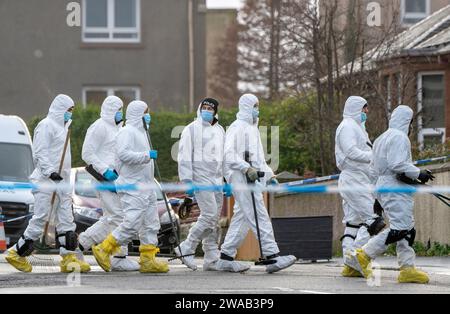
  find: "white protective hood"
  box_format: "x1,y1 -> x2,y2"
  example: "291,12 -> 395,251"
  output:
47,94 -> 75,126
343,96 -> 367,125
237,94 -> 258,125
389,105 -> 414,135
126,100 -> 148,129
101,96 -> 123,125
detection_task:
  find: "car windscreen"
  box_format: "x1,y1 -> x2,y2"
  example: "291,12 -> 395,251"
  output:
0,142 -> 34,182
75,171 -> 98,198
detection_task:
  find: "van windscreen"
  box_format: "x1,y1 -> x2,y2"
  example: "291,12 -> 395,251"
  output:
0,142 -> 34,182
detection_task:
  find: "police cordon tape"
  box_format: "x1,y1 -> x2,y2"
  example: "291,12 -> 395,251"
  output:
0,154 -> 448,224
285,155 -> 450,187
1,183 -> 449,224
0,214 -> 33,224
414,155 -> 450,165
1,182 -> 450,195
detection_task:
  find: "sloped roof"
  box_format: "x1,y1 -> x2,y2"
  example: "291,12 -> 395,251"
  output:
399,5 -> 450,51
336,5 -> 450,78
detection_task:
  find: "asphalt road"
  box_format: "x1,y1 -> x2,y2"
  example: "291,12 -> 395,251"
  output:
0,255 -> 449,294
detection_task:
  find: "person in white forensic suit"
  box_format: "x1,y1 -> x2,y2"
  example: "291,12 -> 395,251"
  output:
335,96 -> 385,278
78,96 -> 140,271
92,100 -> 169,274
176,98 -> 225,271
6,95 -> 90,273
352,105 -> 431,284
216,94 -> 297,274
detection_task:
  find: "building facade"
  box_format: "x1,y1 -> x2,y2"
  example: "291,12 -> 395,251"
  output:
376,6 -> 450,148
0,0 -> 207,120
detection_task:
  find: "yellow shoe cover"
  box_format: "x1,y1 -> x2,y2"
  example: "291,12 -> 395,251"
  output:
60,254 -> 91,273
398,267 -> 429,284
92,234 -> 120,272
5,249 -> 32,273
342,265 -> 364,278
139,245 -> 169,273
356,249 -> 373,279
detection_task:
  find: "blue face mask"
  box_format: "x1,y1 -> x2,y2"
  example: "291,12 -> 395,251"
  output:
143,113 -> 151,127
361,112 -> 367,124
201,111 -> 214,123
115,111 -> 123,124
252,108 -> 259,121
64,112 -> 72,122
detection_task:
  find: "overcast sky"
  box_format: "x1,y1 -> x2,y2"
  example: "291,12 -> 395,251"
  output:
206,0 -> 243,9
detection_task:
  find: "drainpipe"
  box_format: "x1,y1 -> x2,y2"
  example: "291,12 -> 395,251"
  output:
188,0 -> 195,112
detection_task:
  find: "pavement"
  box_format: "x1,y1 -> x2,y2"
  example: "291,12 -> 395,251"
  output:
0,254 -> 449,294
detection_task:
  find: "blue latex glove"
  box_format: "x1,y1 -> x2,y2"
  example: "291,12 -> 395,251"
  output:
103,169 -> 119,182
149,150 -> 158,160
183,180 -> 195,197
223,184 -> 233,198
268,177 -> 279,186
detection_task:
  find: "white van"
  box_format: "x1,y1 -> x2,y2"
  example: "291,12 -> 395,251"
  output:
0,115 -> 35,246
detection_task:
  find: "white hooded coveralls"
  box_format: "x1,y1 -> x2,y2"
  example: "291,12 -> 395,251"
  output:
335,96 -> 377,264
362,105 -> 420,268
111,101 -> 160,246
23,95 -> 76,256
220,94 -> 280,258
79,96 -> 129,256
178,104 -> 225,263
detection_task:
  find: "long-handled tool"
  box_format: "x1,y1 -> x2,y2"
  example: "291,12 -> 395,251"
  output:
244,152 -> 276,266
397,171 -> 450,208
143,119 -> 192,261
429,190 -> 450,207
40,122 -> 72,248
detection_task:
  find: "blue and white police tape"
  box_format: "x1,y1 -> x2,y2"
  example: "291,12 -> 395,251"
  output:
414,155 -> 450,165
1,182 -> 450,195
0,214 -> 33,224
285,155 -> 449,187
285,174 -> 340,187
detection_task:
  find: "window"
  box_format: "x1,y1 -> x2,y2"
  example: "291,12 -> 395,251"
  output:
83,86 -> 141,106
0,143 -> 34,183
83,0 -> 140,43
417,72 -> 446,149
401,0 -> 430,25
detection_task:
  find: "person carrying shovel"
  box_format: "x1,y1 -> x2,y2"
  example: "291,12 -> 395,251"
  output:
5,94 -> 90,273
216,94 -> 297,273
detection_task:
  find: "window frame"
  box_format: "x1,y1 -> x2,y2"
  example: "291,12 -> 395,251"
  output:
82,86 -> 141,107
417,71 -> 446,149
401,0 -> 431,26
82,0 -> 141,44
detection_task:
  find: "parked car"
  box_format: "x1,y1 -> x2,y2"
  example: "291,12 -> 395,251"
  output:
169,193 -> 230,246
71,167 -> 180,254
0,115 -> 34,247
